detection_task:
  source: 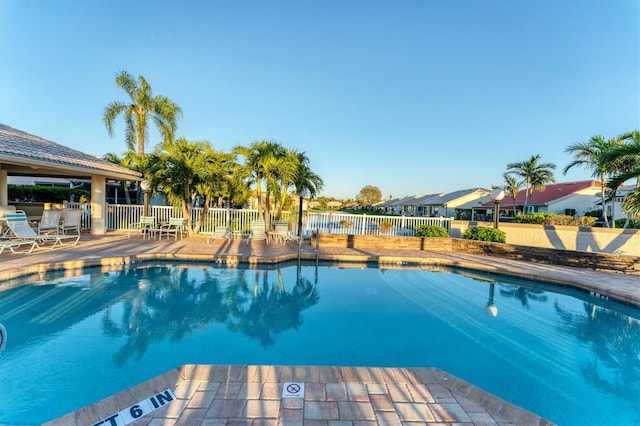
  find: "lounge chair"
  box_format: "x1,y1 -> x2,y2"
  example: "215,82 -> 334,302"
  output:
59,209 -> 82,235
206,226 -> 231,244
272,221 -> 299,244
2,210 -> 79,249
247,220 -> 268,245
38,209 -> 62,235
0,205 -> 16,236
0,238 -> 38,254
158,217 -> 186,241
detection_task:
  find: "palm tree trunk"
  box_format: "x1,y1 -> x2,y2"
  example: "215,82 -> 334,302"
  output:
181,199 -> 193,236
264,190 -> 272,230
600,183 -> 609,227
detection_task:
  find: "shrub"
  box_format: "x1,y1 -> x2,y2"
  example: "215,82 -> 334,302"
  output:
614,218 -> 640,229
511,213 -> 596,226
463,226 -> 506,243
415,224 -> 449,238
8,184 -> 90,203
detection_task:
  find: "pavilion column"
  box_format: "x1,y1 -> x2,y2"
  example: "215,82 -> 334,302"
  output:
0,167 -> 7,206
91,175 -> 107,235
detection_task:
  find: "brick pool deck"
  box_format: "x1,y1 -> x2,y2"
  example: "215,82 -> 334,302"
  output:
2,233 -> 638,425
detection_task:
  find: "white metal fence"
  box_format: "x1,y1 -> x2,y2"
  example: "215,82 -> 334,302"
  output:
68,203 -> 452,236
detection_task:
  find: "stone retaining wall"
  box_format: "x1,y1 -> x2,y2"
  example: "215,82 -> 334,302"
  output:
313,233 -> 640,275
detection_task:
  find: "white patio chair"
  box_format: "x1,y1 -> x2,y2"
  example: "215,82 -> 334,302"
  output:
59,209 -> 82,235
158,217 -> 187,241
38,209 -> 62,235
273,221 -> 298,244
127,216 -> 157,239
206,226 -> 231,244
247,220 -> 268,245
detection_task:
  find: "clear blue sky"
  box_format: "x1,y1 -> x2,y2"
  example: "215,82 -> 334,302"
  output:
1,0 -> 638,200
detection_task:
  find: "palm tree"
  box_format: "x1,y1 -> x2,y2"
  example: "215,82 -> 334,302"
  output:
502,173 -> 522,216
563,135 -> 624,226
234,141 -> 286,229
103,70 -> 182,156
605,131 -> 640,217
505,155 -> 556,213
147,138 -> 231,235
273,150 -> 324,220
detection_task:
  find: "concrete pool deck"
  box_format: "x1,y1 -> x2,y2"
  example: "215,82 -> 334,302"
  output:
2,233 -> 638,425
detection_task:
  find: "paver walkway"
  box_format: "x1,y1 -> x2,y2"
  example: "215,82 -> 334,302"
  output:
3,232 -> 638,425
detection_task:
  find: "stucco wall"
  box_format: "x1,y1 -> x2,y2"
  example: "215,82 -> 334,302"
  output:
450,221 -> 640,257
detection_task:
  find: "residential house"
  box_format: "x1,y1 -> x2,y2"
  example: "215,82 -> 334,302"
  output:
472,180 -> 603,220
418,188 -> 491,218
595,184 -> 636,222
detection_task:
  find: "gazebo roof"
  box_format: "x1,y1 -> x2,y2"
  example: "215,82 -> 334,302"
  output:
0,124 -> 141,180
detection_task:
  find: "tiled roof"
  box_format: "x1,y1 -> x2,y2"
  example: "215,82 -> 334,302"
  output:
476,180 -> 602,209
419,188 -> 489,205
0,124 -> 141,180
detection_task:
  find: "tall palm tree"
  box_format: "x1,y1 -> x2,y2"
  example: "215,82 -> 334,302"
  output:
234,141 -> 286,229
502,173 -> 522,216
103,70 -> 182,156
563,135 -> 624,226
273,150 -> 324,220
505,155 -> 556,213
605,131 -> 640,217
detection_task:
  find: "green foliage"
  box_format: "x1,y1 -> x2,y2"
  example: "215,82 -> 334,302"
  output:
511,213 -> 596,226
614,218 -> 640,229
415,224 -> 450,238
463,226 -> 506,243
8,184 -> 90,203
584,210 -> 602,218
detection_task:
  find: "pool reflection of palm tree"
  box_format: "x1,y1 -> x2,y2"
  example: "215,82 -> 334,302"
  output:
499,285 -> 548,308
102,267 -> 228,366
227,268 -> 319,347
102,266 -> 319,363
555,301 -> 640,401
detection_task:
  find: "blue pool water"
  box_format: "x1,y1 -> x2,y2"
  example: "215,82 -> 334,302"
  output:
0,261 -> 638,425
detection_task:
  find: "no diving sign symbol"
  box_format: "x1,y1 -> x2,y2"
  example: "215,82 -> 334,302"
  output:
282,382 -> 305,398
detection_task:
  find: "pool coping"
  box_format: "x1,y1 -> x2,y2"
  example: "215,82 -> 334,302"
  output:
43,365 -> 553,426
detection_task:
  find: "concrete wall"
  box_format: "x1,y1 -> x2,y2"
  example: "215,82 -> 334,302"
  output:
450,221 -> 640,257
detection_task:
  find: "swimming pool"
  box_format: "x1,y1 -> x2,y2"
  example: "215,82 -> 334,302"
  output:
0,261 -> 638,425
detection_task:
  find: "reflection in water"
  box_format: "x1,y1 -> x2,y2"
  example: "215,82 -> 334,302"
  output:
555,301 -> 640,403
102,267 -> 230,366
499,284 -> 548,308
227,268 -> 319,346
101,265 -> 319,363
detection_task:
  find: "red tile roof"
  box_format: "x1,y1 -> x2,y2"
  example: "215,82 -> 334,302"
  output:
476,180 -> 601,209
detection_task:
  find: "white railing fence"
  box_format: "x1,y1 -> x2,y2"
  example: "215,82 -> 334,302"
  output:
68,203 -> 452,236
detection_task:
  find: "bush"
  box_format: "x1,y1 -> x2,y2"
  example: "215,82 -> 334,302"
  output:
8,184 -> 90,203
614,218 -> 640,229
511,213 -> 596,226
463,226 -> 506,243
415,224 -> 449,238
